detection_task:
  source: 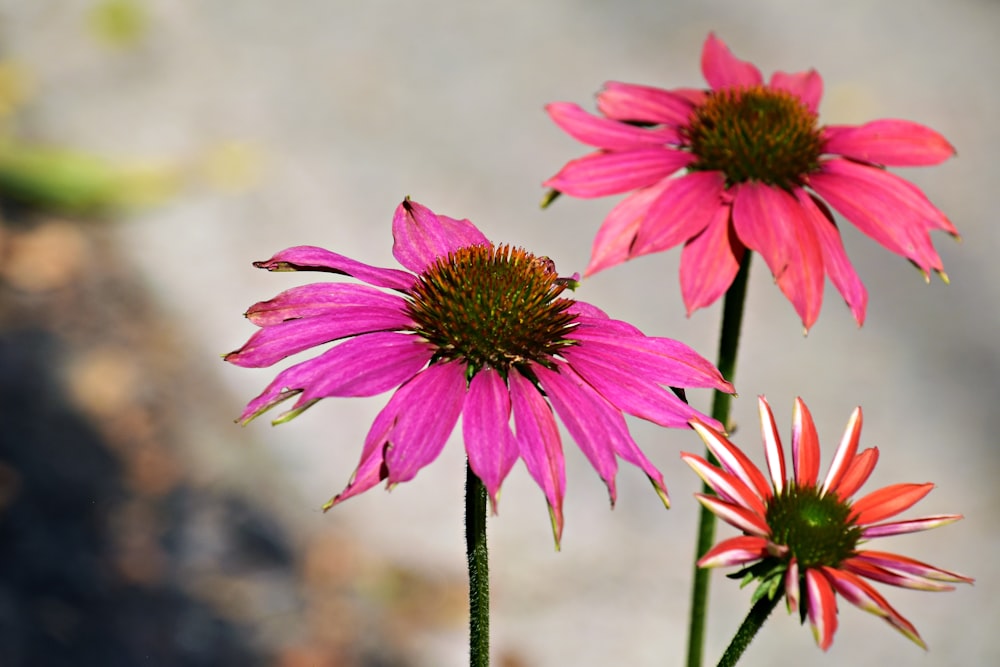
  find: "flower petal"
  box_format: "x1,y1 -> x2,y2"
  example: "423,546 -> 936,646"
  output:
834,447 -> 879,500
597,81 -> 701,125
584,181 -> 669,276
758,396 -> 786,494
792,397 -> 821,486
785,559 -> 800,613
253,245 -> 415,291
769,69 -> 823,114
805,568 -> 838,650
692,492 -> 770,537
631,171 -> 727,258
823,120 -> 955,167
687,419 -> 772,500
849,551 -> 973,585
697,535 -> 770,568
463,368 -> 518,513
546,102 -> 680,149
244,282 -> 408,327
682,453 -> 767,519
544,148 -> 695,198
225,305 -> 412,368
861,514 -> 963,538
391,199 -> 490,274
821,406 -> 862,495
701,33 -> 763,90
679,204 -> 743,316
850,482 -> 934,525
822,566 -> 926,648
509,370 -> 566,547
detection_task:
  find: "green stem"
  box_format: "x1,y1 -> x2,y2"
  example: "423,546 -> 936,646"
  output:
466,460 -> 490,667
685,252 -> 753,667
715,590 -> 783,667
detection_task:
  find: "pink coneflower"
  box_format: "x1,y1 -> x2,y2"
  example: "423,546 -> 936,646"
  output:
545,33 -> 958,330
682,396 -> 972,650
226,198 -> 733,545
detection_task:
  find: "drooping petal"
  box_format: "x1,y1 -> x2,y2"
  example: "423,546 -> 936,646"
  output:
862,514 -> 963,538
693,493 -> 770,537
225,306 -> 412,368
822,566 -> 925,648
758,397 -> 786,494
697,535 -> 770,568
546,102 -> 680,149
805,568 -> 838,650
769,69 -> 823,114
850,482 -> 934,525
597,81 -> 701,126
841,556 -> 958,592
822,120 -> 955,167
688,418 -> 772,500
792,397 -> 821,486
463,368 -> 518,513
584,181 -> 669,276
381,361 -> 467,484
682,453 -> 767,518
244,282 -> 410,327
509,371 -> 566,547
391,198 -> 490,274
544,148 -> 695,198
821,406 -> 862,495
796,191 -> 868,326
679,204 -> 743,316
849,551 -> 973,585
631,171 -> 727,258
253,245 -> 415,291
701,33 -> 763,90
535,362 -> 633,506
834,447 -> 879,499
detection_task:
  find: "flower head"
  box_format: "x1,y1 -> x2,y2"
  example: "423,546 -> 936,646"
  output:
545,33 -> 959,330
683,396 -> 972,650
226,198 -> 733,546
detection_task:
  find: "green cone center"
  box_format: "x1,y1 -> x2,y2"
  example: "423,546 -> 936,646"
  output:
406,244 -> 577,377
765,484 -> 861,569
684,85 -> 822,188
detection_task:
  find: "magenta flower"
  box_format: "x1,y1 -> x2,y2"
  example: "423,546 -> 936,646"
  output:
226,198 -> 733,545
683,396 -> 972,650
545,33 -> 959,330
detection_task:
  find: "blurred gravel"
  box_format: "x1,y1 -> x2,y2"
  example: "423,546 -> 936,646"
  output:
0,1 -> 997,665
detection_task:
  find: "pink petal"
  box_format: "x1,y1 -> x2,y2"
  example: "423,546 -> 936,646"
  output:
679,204 -> 743,315
809,159 -> 953,275
584,182 -> 668,276
822,566 -> 926,648
795,192 -> 868,326
823,120 -> 955,166
693,493 -> 770,537
850,482 -> 934,525
821,406 -> 862,495
391,199 -> 490,275
463,368 -> 518,513
791,397 -> 821,486
785,559 -> 800,612
849,551 -> 973,585
597,81 -> 701,126
546,102 -> 680,149
244,282 -> 408,327
862,513 -> 963,538
842,556 -> 957,592
834,447 -> 879,500
236,332 -> 432,423
682,454 -> 767,519
697,535 -> 770,568
805,568 -> 838,650
688,418 -> 772,500
732,183 -> 824,329
758,396 -> 787,494
701,33 -> 763,90
769,69 -> 823,115
509,370 -> 566,547
544,148 -> 695,198
381,361 -> 467,484
534,363 -> 626,506
253,245 -> 414,291
631,171 -> 727,257
225,305 -> 413,369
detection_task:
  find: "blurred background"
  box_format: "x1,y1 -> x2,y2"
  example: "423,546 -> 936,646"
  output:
0,0 -> 996,665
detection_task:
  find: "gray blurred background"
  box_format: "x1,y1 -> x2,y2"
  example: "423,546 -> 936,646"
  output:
0,0 -> 995,665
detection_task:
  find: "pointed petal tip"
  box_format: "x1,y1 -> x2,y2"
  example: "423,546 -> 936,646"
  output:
540,188 -> 561,209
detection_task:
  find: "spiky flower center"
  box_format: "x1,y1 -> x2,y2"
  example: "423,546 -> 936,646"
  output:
765,484 -> 862,569
684,86 -> 823,189
405,244 -> 578,378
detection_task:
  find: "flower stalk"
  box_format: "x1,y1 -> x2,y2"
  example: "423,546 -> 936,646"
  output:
716,590 -> 783,667
466,460 -> 490,667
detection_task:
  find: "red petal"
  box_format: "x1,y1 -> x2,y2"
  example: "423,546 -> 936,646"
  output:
850,482 -> 934,525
